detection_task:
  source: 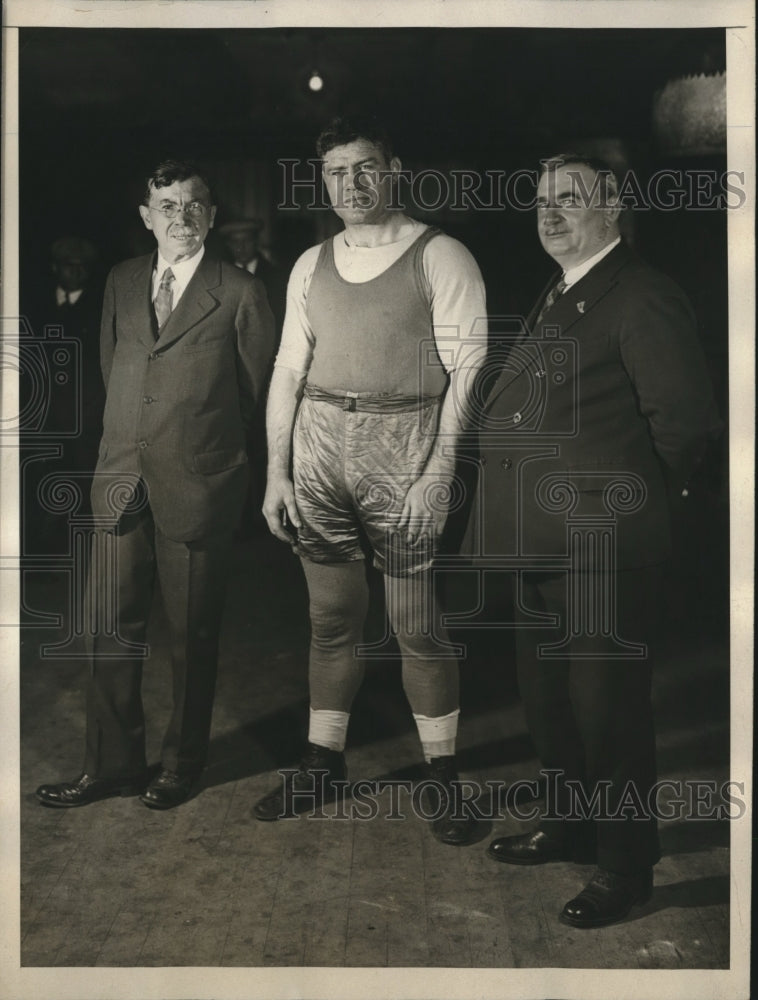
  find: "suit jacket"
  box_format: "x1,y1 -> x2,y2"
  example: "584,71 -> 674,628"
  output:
465,241 -> 721,570
251,256 -> 287,339
91,251 -> 275,541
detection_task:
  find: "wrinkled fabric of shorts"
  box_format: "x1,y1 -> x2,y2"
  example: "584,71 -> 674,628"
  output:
293,393 -> 442,576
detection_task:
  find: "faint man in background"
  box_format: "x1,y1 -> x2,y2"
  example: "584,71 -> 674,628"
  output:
218,218 -> 286,335
48,236 -> 106,479
21,236 -> 106,556
218,218 -> 287,534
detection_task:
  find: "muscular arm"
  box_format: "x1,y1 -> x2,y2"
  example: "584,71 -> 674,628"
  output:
261,366 -> 306,543
266,366 -> 305,477
261,241 -> 319,546
398,235 -> 488,538
261,249 -> 320,542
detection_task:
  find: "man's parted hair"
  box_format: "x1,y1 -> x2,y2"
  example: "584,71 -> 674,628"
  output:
316,116 -> 394,164
143,159 -> 214,205
540,152 -> 620,205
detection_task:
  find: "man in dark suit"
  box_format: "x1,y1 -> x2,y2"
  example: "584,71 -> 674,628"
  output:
36,159 -> 275,810
470,154 -> 721,926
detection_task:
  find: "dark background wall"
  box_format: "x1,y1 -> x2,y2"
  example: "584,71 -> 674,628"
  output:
20,28 -> 730,443
19,27 -> 726,333
17,23 -> 730,639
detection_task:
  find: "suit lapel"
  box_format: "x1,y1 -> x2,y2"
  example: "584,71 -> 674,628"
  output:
484,243 -> 631,413
483,271 -> 560,407
155,253 -> 223,350
124,254 -> 158,351
542,245 -> 628,335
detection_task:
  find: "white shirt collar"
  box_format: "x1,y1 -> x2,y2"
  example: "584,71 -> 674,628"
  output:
153,244 -> 205,303
563,237 -> 621,288
56,286 -> 84,306
235,257 -> 259,275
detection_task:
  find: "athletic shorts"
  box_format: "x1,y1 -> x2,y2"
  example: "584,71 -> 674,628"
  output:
293,385 -> 443,576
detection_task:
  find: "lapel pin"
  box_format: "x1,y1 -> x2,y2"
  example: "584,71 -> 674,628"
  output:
577,301 -> 585,313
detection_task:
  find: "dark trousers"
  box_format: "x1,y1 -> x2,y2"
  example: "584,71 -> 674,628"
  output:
83,504 -> 233,779
515,566 -> 663,875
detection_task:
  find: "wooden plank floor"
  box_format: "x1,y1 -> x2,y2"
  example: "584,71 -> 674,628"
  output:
18,534 -> 731,969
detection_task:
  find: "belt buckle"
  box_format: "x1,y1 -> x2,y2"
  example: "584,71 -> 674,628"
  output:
343,393 -> 357,412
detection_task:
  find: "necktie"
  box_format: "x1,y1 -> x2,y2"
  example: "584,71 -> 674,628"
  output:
534,277 -> 566,326
153,267 -> 175,329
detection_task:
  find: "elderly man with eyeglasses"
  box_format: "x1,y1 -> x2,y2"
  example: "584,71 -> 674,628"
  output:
36,159 -> 275,810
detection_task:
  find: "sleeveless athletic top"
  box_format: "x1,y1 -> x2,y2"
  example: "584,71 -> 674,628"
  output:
304,226 -> 449,395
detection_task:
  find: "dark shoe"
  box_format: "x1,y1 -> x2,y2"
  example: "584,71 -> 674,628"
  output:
253,742 -> 347,821
488,828 -> 566,865
422,756 -> 477,846
139,769 -> 199,810
560,867 -> 654,928
35,772 -> 146,808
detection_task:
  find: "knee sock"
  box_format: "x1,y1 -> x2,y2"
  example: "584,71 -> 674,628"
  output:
308,708 -> 350,752
413,708 -> 460,762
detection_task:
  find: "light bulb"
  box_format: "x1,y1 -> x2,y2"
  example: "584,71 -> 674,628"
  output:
308,71 -> 324,93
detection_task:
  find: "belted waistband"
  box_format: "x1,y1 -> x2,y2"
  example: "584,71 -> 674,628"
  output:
304,384 -> 442,413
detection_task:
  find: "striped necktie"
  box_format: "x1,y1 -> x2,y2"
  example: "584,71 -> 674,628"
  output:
534,277 -> 566,326
153,267 -> 175,329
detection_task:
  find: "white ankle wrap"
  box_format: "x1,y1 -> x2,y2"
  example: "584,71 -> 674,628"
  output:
308,708 -> 350,752
413,708 -> 460,762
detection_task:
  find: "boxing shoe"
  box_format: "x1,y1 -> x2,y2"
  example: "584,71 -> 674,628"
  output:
421,755 -> 477,846
253,742 -> 347,821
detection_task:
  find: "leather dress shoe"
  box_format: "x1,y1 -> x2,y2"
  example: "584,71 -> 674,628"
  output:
488,829 -> 566,865
35,772 -> 146,808
422,756 -> 477,846
560,867 -> 654,928
254,742 -> 348,821
140,769 -> 199,810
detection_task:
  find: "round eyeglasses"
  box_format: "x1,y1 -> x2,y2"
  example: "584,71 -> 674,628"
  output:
149,201 -> 208,219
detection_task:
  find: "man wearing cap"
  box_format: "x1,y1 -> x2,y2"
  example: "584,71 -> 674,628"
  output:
253,116 -> 488,844
35,159 -> 275,810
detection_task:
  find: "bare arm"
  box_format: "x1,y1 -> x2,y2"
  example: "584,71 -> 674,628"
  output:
262,365 -> 306,544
